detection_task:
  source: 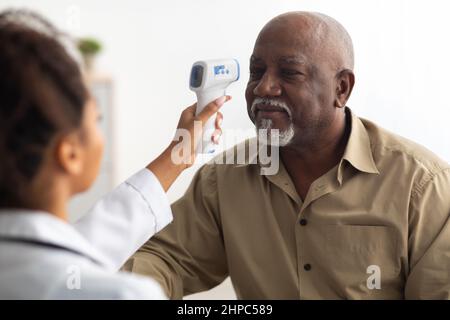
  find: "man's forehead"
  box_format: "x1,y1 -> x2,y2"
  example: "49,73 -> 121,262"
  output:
252,31 -> 315,65
250,54 -> 308,65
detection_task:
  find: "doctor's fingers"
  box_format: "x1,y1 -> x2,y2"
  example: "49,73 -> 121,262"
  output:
195,95 -> 231,124
214,111 -> 223,130
212,112 -> 223,144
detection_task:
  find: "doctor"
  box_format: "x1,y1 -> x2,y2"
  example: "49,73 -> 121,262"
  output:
0,10 -> 229,299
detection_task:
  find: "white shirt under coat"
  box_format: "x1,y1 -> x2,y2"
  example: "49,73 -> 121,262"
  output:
0,169 -> 172,299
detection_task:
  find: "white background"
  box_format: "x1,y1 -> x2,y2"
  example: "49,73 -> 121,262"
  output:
1,0 -> 449,299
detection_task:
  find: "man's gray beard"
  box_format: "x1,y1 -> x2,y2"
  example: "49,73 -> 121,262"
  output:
256,118 -> 295,147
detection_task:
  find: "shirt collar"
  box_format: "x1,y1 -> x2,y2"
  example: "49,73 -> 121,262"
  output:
0,210 -> 112,269
338,107 -> 379,183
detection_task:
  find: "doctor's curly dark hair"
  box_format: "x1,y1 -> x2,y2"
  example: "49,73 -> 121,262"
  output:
0,9 -> 88,207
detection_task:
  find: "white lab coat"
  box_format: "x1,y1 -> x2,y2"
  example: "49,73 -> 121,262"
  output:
0,169 -> 172,299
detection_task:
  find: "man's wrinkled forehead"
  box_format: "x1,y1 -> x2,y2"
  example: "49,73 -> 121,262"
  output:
254,30 -> 316,52
252,24 -> 322,64
250,53 -> 308,66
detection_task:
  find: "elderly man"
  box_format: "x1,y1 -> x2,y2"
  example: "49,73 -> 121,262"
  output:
124,12 -> 450,299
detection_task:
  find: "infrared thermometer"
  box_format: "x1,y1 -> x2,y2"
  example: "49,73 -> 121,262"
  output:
189,58 -> 240,154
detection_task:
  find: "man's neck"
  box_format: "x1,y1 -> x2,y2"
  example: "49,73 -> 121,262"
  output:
280,111 -> 350,200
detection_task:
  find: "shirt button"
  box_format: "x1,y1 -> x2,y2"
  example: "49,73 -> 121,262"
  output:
304,264 -> 312,271
299,219 -> 308,226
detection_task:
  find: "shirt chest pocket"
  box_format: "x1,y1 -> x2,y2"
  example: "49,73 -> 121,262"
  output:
321,225 -> 403,298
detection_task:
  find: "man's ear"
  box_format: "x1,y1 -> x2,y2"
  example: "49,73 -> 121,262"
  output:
55,132 -> 84,176
334,69 -> 355,108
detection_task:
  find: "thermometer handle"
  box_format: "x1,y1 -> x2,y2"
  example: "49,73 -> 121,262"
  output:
195,89 -> 225,154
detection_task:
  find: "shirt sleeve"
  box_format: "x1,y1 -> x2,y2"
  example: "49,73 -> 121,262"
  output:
73,168 -> 173,271
405,168 -> 450,299
122,164 -> 228,299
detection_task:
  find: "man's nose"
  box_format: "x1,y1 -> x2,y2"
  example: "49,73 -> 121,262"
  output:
253,72 -> 282,97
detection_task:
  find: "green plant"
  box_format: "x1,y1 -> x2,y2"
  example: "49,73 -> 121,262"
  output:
77,37 -> 102,56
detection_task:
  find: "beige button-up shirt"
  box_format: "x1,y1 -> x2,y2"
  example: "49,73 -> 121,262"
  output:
125,108 -> 450,299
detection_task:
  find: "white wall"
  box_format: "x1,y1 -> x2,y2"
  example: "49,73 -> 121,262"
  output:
1,0 -> 449,299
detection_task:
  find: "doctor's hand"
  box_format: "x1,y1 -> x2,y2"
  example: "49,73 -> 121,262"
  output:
147,96 -> 231,191
173,95 -> 231,164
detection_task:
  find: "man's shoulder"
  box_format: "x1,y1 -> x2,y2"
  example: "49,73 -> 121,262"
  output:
360,116 -> 450,175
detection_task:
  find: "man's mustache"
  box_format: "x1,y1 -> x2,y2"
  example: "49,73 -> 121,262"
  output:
250,97 -> 293,119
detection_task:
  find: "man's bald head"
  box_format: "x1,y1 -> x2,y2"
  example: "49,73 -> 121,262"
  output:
256,11 -> 354,71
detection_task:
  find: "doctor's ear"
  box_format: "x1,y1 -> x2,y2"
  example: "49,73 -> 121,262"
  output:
55,132 -> 84,176
334,69 -> 355,108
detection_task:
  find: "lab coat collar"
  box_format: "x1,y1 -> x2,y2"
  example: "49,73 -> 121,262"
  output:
0,210 -> 113,269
